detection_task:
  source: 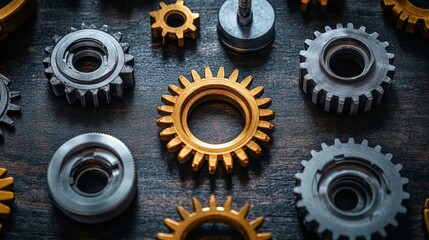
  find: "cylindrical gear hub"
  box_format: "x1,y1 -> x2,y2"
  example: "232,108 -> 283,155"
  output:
294,138 -> 409,240
299,23 -> 396,115
44,23 -> 135,107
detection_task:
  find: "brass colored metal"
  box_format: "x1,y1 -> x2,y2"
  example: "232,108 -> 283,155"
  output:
150,0 -> 200,47
382,0 -> 429,37
424,199 -> 429,236
0,168 -> 14,230
157,195 -> 272,240
300,0 -> 336,13
0,0 -> 36,41
157,66 -> 275,174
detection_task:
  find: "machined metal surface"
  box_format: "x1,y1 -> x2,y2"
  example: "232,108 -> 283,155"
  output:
294,138 -> 409,240
44,23 -> 135,107
382,0 -> 429,37
47,133 -> 136,224
150,0 -> 200,47
0,168 -> 14,231
218,0 -> 275,52
157,195 -> 272,240
299,23 -> 395,115
424,199 -> 429,236
0,0 -> 36,41
0,74 -> 21,141
157,66 -> 275,174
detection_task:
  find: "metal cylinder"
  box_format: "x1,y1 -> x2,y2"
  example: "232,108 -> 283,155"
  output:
238,0 -> 252,18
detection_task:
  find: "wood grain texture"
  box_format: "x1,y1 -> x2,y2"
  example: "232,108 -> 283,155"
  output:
0,0 -> 428,239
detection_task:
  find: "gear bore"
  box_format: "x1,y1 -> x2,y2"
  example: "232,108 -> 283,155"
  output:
382,0 -> 429,37
44,23 -> 135,107
157,66 -> 275,174
150,0 -> 200,47
294,138 -> 409,240
157,195 -> 272,240
0,74 -> 20,141
299,23 -> 396,115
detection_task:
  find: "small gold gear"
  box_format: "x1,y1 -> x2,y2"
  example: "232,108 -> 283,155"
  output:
424,199 -> 429,236
157,195 -> 272,240
150,0 -> 200,47
382,0 -> 429,37
157,66 -> 275,174
0,168 -> 14,230
0,0 -> 36,41
300,0 -> 337,13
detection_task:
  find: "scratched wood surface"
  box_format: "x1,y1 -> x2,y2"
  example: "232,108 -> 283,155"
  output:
0,0 -> 428,239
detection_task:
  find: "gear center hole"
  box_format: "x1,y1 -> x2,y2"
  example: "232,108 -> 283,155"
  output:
329,48 -> 365,78
333,188 -> 359,211
185,223 -> 245,240
72,49 -> 103,73
188,100 -> 245,145
73,161 -> 111,195
166,12 -> 186,28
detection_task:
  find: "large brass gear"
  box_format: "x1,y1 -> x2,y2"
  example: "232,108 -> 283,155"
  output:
0,0 -> 36,41
157,66 -> 275,174
150,0 -> 200,47
157,195 -> 272,240
0,168 -> 14,230
382,0 -> 429,37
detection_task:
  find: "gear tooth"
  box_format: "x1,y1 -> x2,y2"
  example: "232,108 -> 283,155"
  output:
295,172 -> 303,181
168,84 -> 183,96
387,53 -> 395,61
217,66 -> 225,78
43,57 -> 51,68
374,145 -> 382,152
347,138 -> 355,144
110,77 -> 124,98
238,203 -> 250,219
192,152 -> 204,171
246,140 -> 262,157
402,193 -> 410,201
293,186 -> 301,194
81,23 -> 88,29
204,66 -> 213,79
113,32 -> 122,42
166,137 -> 183,153
336,96 -> 345,115
77,90 -> 87,107
299,50 -> 308,61
176,31 -> 184,47
350,96 -> 359,115
347,23 -> 354,29
358,26 -> 366,32
395,163 -> 403,171
50,77 -> 64,96
208,155 -> 218,174
164,218 -> 179,231
1,116 -> 14,127
324,26 -> 332,32
235,148 -> 249,167
160,126 -> 177,141
361,139 -> 369,146
209,195 -> 217,210
375,86 -> 384,105
302,74 -> 314,94
313,31 -> 321,38
52,35 -> 62,44
311,85 -> 321,104
336,23 -> 343,29
191,69 -> 202,81
44,66 -> 54,78
89,24 -> 97,29
370,32 -> 379,39
192,197 -> 203,212
159,1 -> 167,9
296,199 -> 304,208
157,116 -> 174,128
317,224 -> 326,234
321,143 -> 328,149
401,177 -> 409,185
156,233 -> 174,240
8,91 -> 20,99
65,87 -> 77,105
385,153 -> 393,161
45,46 -> 54,55
364,92 -> 373,112
229,69 -> 239,82
379,229 -> 387,238
7,103 -> 21,112
90,89 -> 100,107
250,86 -> 264,98
310,150 -> 318,157
177,206 -> 190,220
304,213 -> 315,223
304,39 -> 313,49
121,42 -> 130,52
119,65 -> 134,88
224,196 -> 233,211
102,85 -> 112,104
334,139 -> 341,146
324,93 -> 332,112
100,25 -> 109,32
70,27 -> 77,32
178,75 -> 191,87
222,153 -> 233,173
387,65 -> 396,79
382,41 -> 389,48
250,216 -> 265,230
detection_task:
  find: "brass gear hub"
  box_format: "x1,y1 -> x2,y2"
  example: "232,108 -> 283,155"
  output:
0,168 -> 14,230
157,66 -> 275,174
150,0 -> 200,47
157,195 -> 272,240
382,0 -> 429,37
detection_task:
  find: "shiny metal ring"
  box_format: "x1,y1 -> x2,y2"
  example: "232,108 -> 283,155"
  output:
47,133 -> 136,223
0,0 -> 36,41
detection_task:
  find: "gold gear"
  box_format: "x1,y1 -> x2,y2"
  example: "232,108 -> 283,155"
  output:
424,199 -> 429,236
150,0 -> 200,47
0,0 -> 36,41
157,195 -> 272,240
382,0 -> 429,37
300,0 -> 336,13
0,168 -> 14,230
157,66 -> 275,174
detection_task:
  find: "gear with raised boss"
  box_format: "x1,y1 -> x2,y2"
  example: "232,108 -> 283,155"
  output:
157,66 -> 275,174
299,23 -> 396,115
0,168 -> 14,230
157,195 -> 272,240
0,74 -> 20,141
382,0 -> 429,37
294,138 -> 409,240
150,0 -> 200,47
44,23 -> 135,107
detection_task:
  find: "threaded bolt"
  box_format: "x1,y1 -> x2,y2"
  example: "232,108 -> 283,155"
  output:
238,0 -> 253,26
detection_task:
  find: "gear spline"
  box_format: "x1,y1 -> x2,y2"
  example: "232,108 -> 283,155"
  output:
44,23 -> 135,107
294,138 -> 409,240
150,0 -> 200,47
157,195 -> 272,240
382,0 -> 429,37
0,168 -> 13,230
299,23 -> 395,115
157,66 -> 275,174
0,74 -> 21,141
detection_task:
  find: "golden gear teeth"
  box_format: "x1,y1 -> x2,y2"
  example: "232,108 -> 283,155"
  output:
157,195 -> 272,240
150,0 -> 200,47
157,66 -> 275,174
0,168 -> 14,230
382,0 -> 429,37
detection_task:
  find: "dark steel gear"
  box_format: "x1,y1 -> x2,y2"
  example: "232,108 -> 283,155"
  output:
299,23 -> 395,115
294,138 -> 409,240
0,74 -> 20,141
44,23 -> 135,107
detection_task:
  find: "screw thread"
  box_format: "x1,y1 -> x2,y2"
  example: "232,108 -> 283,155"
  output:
238,0 -> 252,18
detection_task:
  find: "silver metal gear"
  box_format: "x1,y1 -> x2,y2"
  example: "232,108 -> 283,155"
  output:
44,23 -> 135,107
294,138 -> 409,240
47,133 -> 136,223
299,23 -> 396,115
0,74 -> 20,141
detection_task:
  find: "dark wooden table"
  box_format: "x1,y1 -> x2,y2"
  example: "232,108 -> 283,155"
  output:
0,0 -> 428,239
